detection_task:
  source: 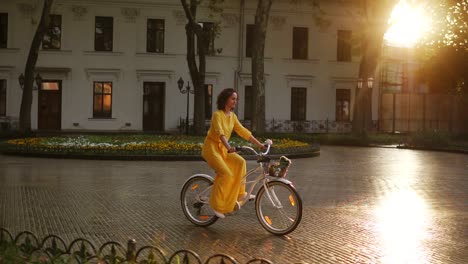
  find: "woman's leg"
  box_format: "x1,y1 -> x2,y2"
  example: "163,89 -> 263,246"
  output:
225,153 -> 247,202
206,153 -> 246,214
206,155 -> 236,214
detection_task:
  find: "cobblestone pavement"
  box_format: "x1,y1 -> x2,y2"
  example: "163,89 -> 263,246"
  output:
1,146 -> 467,263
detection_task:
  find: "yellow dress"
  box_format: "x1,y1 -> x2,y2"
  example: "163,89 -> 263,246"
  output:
202,110 -> 252,214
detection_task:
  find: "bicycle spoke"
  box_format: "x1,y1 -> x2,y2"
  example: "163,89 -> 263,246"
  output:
181,176 -> 217,226
256,181 -> 302,235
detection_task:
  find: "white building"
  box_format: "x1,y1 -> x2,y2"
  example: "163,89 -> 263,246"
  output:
0,0 -> 369,133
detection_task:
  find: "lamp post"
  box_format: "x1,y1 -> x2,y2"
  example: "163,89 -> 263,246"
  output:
357,77 -> 374,132
356,78 -> 364,134
18,73 -> 43,90
357,78 -> 363,89
367,77 -> 374,90
367,77 -> 374,131
177,77 -> 194,135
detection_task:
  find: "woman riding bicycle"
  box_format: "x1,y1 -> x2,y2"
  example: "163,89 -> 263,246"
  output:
202,88 -> 266,219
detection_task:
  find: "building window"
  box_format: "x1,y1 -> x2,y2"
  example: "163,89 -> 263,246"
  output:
42,14 -> 62,50
291,87 -> 306,121
0,80 -> 6,116
292,27 -> 308,60
205,84 -> 213,119
244,85 -> 253,121
0,13 -> 7,48
93,81 -> 112,118
95,16 -> 113,51
337,30 -> 352,62
401,63 -> 410,93
336,89 -> 350,121
381,61 -> 405,93
200,22 -> 215,55
245,24 -> 255,58
147,19 -> 164,53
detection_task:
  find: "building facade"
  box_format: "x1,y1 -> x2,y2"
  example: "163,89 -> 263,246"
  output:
0,0 -> 367,133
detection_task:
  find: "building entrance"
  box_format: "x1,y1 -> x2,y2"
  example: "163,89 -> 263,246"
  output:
143,82 -> 165,131
38,80 -> 62,130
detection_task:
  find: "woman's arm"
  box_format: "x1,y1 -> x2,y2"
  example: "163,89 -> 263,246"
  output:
249,135 -> 266,150
222,135 -> 265,153
221,135 -> 236,153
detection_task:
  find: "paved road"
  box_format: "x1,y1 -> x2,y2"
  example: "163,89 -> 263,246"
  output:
0,146 -> 467,263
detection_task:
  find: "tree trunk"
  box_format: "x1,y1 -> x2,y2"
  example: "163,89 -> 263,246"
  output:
181,0 -> 206,135
251,0 -> 273,134
19,0 -> 54,133
352,0 -> 397,135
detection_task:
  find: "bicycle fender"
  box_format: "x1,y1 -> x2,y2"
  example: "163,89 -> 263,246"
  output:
185,174 -> 214,183
269,178 -> 293,186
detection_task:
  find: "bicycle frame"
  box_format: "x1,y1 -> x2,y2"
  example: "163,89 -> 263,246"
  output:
181,142 -> 302,234
188,144 -> 294,210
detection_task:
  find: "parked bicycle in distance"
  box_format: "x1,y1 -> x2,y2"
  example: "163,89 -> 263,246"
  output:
180,141 -> 303,235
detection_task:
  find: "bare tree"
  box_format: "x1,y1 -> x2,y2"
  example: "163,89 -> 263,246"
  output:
19,0 -> 54,133
250,0 -> 273,134
248,0 -> 333,134
180,0 -> 225,135
351,0 -> 396,135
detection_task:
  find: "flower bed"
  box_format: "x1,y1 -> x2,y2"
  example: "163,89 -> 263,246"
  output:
1,135 -> 319,160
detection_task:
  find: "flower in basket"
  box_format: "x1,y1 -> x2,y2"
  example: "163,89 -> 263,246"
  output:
278,156 -> 292,177
268,161 -> 281,176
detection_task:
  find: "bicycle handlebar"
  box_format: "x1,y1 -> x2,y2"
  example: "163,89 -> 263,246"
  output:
235,141 -> 272,156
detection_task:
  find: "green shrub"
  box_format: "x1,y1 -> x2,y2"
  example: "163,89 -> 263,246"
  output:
408,131 -> 451,147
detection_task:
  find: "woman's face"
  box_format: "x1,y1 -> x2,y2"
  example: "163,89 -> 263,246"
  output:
225,92 -> 238,110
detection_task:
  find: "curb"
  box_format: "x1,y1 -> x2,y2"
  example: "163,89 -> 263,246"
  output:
396,145 -> 468,154
1,150 -> 321,161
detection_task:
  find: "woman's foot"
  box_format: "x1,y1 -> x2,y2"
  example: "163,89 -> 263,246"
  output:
239,194 -> 256,201
237,194 -> 256,206
213,209 -> 225,219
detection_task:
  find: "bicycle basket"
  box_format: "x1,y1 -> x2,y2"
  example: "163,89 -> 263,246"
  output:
267,156 -> 292,177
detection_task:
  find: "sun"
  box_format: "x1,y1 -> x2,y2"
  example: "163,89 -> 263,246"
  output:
384,0 -> 432,47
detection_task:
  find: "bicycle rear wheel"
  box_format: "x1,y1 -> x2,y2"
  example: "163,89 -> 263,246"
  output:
180,175 -> 218,226
255,181 -> 302,235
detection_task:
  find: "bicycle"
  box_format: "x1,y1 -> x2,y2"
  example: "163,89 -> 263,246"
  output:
180,142 -> 303,235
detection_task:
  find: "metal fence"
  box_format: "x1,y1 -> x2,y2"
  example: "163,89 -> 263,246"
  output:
0,228 -> 272,264
180,118 -> 352,134
380,93 -> 467,133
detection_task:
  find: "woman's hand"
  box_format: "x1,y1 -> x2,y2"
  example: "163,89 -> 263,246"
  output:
227,146 -> 237,153
221,135 -> 236,153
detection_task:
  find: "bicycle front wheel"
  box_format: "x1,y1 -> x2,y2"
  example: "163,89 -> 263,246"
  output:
180,175 -> 218,226
255,181 -> 303,235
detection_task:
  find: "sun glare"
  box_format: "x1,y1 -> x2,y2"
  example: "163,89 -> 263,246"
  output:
384,0 -> 432,47
373,151 -> 432,263
375,190 -> 430,263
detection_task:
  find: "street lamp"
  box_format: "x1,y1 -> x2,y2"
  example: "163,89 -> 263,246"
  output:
367,77 -> 374,89
18,73 -> 43,90
357,78 -> 363,89
367,77 -> 374,131
356,77 -> 374,133
357,77 -> 374,89
177,77 -> 194,135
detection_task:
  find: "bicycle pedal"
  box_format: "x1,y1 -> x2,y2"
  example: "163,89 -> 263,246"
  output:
225,211 -> 238,216
247,194 -> 256,201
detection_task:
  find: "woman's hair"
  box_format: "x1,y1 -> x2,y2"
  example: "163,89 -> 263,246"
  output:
217,88 -> 237,110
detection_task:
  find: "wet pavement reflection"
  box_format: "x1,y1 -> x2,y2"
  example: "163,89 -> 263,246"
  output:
0,146 -> 467,263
